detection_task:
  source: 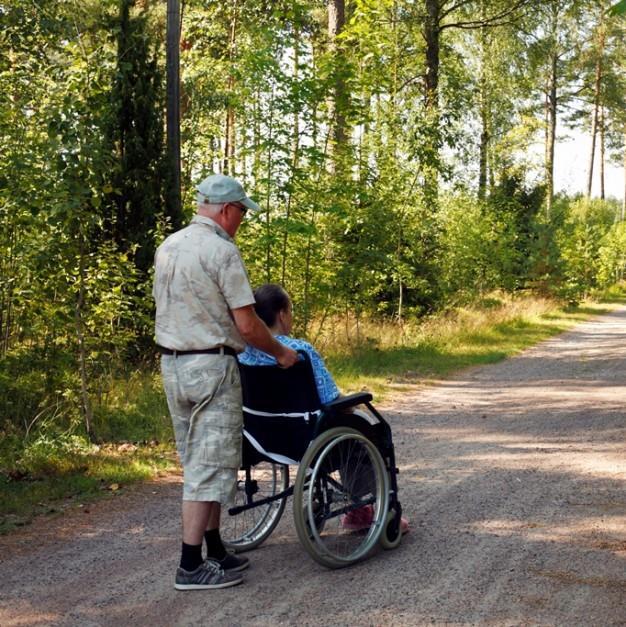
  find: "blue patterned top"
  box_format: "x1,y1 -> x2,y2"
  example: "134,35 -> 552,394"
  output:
238,335 -> 340,404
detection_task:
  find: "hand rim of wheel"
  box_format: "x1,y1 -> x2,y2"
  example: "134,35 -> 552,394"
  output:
305,431 -> 389,564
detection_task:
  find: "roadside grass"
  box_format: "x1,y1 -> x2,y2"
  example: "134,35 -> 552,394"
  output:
596,282 -> 626,304
325,291 -> 621,398
90,370 -> 173,442
0,372 -> 177,534
0,443 -> 177,534
1,285 -> 624,533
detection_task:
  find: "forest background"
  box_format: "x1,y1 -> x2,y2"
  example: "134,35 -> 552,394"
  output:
1,0 -> 626,513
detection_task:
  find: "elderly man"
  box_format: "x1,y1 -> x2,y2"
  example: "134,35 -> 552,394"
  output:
153,174 -> 298,590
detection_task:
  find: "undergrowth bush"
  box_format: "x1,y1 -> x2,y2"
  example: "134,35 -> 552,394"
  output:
91,371 -> 171,442
0,362 -> 171,481
556,197 -> 623,300
16,433 -> 93,478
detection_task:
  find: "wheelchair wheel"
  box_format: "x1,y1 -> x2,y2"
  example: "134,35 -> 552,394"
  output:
221,462 -> 289,553
293,427 -> 388,569
379,504 -> 403,550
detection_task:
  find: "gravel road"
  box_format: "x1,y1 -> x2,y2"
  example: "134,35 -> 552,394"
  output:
1,306 -> 625,626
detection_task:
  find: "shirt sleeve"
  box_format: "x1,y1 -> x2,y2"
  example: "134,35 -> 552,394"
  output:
217,247 -> 255,310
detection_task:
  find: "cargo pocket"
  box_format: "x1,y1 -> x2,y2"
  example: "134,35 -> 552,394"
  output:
200,415 -> 242,469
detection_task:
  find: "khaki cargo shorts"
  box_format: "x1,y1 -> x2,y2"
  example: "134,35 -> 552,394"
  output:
160,353 -> 242,503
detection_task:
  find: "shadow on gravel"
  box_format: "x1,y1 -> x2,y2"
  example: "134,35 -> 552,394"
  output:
382,326 -> 626,625
387,413 -> 626,623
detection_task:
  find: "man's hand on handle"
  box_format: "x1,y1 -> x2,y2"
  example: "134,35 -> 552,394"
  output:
276,345 -> 299,368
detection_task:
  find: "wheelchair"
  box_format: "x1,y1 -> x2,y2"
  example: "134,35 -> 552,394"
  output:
220,352 -> 403,569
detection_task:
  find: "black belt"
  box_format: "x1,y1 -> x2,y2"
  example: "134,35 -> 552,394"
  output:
157,345 -> 237,358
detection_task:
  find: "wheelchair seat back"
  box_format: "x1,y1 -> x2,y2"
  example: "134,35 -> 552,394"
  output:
239,352 -> 321,413
238,352 -> 323,465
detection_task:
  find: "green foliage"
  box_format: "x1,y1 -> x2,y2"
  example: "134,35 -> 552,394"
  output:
0,347 -> 80,437
14,433 -> 93,479
439,193 -> 520,301
598,222 -> 626,285
609,0 -> 626,16
90,371 -> 172,442
105,0 -> 168,273
556,198 -> 620,299
0,0 -> 166,427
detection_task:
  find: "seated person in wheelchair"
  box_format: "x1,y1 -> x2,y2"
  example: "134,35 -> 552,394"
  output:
238,283 -> 339,404
238,283 -> 408,534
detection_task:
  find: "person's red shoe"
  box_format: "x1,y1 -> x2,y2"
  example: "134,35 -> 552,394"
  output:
399,516 -> 410,534
340,504 -> 374,530
341,505 -> 411,534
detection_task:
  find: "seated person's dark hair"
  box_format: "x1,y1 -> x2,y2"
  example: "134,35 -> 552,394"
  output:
254,283 -> 290,327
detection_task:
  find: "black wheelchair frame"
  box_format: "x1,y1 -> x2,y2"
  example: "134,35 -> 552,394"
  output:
220,352 -> 403,569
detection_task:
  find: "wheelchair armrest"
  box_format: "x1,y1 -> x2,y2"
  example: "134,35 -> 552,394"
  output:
323,392 -> 373,413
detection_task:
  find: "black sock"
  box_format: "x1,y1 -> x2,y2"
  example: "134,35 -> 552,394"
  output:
204,528 -> 226,560
180,542 -> 203,572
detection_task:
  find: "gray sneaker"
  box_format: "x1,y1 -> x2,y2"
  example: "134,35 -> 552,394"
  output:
174,559 -> 243,590
215,551 -> 250,573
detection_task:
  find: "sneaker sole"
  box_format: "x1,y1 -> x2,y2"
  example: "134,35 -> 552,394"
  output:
174,576 -> 244,591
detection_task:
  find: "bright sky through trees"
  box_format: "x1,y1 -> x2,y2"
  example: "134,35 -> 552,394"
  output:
555,129 -> 623,198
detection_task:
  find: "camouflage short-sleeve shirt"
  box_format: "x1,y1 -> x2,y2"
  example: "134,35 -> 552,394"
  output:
153,215 -> 255,352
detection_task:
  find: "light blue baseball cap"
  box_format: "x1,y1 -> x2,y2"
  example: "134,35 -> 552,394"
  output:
196,173 -> 261,213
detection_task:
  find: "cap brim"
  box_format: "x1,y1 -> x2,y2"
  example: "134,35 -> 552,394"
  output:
241,196 -> 261,213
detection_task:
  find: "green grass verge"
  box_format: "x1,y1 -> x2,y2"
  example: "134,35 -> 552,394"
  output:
328,295 -> 622,398
0,443 -> 177,534
0,370 -> 176,534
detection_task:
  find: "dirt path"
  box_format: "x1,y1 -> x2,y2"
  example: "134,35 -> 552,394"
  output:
1,307 -> 625,626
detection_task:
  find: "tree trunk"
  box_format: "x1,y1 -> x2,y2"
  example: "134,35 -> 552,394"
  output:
422,0 -> 441,202
303,41 -> 324,336
545,6 -> 558,215
264,88 -> 276,283
586,58 -> 603,197
599,105 -> 605,200
166,0 -> 181,224
424,0 -> 440,111
478,105 -> 489,200
392,0 -> 404,321
544,1 -> 560,218
623,128 -> 626,221
586,105 -> 599,198
478,6 -> 489,200
0,226 -> 15,356
224,107 -> 236,175
586,17 -> 605,199
545,54 -> 557,217
358,92 -> 370,185
281,25 -> 301,285
223,0 -> 238,175
75,231 -> 93,439
327,0 -> 346,171
252,99 -> 260,183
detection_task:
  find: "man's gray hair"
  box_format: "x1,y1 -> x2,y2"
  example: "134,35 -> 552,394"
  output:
196,193 -> 224,217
